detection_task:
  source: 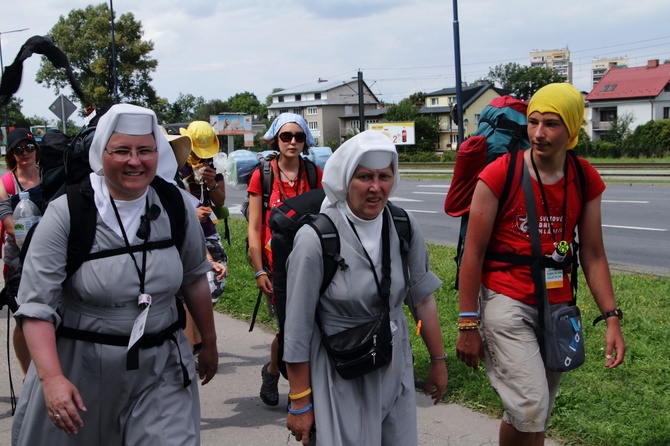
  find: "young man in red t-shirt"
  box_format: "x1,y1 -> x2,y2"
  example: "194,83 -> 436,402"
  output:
456,83 -> 625,446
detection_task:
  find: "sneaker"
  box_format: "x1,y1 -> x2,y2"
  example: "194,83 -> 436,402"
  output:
260,362 -> 280,406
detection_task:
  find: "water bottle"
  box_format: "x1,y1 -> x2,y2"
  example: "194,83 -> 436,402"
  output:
14,191 -> 42,249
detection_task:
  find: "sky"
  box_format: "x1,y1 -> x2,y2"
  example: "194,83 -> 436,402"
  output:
3,0 -> 670,126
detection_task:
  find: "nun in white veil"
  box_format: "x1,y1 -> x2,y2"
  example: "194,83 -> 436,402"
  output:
12,104 -> 217,446
284,130 -> 447,446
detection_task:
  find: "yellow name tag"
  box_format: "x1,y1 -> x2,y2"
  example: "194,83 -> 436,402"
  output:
545,268 -> 564,289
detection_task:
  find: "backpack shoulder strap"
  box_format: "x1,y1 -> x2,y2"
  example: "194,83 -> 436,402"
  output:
303,158 -> 319,190
2,172 -> 15,196
259,157 -> 273,215
567,150 -> 586,206
307,213 -> 347,295
498,148 -> 524,213
150,176 -> 186,253
65,177 -> 97,278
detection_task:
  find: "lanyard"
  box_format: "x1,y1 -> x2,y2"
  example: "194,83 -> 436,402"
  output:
110,196 -> 150,295
529,149 -> 568,247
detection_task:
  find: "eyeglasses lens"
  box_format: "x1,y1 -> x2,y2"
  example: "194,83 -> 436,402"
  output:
278,132 -> 306,143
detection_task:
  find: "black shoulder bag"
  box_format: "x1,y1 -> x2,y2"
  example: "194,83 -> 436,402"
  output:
522,162 -> 585,372
319,209 -> 394,380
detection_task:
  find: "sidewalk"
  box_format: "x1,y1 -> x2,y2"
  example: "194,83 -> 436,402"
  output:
0,308 -> 560,445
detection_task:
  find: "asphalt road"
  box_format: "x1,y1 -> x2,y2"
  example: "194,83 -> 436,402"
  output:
225,177 -> 670,277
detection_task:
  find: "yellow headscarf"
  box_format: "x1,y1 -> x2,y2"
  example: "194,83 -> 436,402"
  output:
527,83 -> 584,150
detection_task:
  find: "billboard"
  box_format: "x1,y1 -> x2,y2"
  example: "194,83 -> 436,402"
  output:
369,122 -> 415,145
210,115 -> 252,136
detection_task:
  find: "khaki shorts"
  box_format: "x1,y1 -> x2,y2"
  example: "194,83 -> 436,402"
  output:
479,286 -> 562,432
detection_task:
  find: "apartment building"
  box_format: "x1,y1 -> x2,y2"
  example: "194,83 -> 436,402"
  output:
267,79 -> 380,146
530,48 -> 572,83
592,57 -> 629,87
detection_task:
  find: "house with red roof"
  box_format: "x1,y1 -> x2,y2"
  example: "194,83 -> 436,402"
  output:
585,59 -> 670,141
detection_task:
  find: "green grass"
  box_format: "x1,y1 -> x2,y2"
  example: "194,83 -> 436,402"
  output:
216,217 -> 670,446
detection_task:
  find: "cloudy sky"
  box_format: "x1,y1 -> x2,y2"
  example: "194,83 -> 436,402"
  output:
3,0 -> 670,124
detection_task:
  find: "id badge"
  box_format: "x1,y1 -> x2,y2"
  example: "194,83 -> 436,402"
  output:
128,304 -> 151,351
545,268 -> 564,289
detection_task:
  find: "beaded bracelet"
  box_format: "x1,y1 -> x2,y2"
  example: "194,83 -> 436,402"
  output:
288,402 -> 313,415
254,270 -> 268,279
458,311 -> 479,318
430,354 -> 448,361
458,320 -> 480,330
289,387 -> 312,400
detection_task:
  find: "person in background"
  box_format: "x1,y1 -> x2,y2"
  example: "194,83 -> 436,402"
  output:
11,104 -> 217,445
0,128 -> 42,378
284,130 -> 447,445
247,113 -> 323,407
456,83 -> 625,446
163,125 -> 226,354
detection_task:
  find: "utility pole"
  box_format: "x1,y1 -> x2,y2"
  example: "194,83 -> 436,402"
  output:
452,0 -> 464,148
358,70 -> 365,132
109,0 -> 120,103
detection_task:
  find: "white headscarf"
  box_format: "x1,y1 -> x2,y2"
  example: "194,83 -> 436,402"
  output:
87,104 -> 178,243
321,129 -> 399,211
321,130 -> 399,264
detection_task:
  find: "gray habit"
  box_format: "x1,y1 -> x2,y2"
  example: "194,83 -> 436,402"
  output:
11,187 -> 211,446
283,206 -> 441,446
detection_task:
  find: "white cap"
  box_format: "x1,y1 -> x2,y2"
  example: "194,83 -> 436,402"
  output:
19,191 -> 29,200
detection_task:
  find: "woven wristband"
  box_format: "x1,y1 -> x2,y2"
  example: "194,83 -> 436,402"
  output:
458,311 -> 479,318
254,270 -> 267,279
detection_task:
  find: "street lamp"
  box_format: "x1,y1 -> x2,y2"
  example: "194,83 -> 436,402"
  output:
0,27 -> 30,136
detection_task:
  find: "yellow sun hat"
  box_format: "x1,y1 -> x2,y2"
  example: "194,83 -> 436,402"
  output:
179,121 -> 219,159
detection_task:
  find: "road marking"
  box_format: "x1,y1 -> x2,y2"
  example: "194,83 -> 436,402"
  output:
389,196 -> 423,202
603,224 -> 667,232
406,209 -> 438,214
416,184 -> 450,189
602,200 -> 649,204
413,191 -> 447,195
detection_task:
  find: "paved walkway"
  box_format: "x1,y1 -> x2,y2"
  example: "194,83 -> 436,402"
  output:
0,307 -> 561,445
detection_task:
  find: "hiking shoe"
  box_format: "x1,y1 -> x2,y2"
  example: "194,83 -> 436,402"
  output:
260,362 -> 280,406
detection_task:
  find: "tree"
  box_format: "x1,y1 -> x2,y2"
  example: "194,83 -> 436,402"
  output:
3,97 -> 31,128
486,63 -> 566,100
154,93 -> 205,124
601,111 -> 635,147
192,99 -> 229,122
35,3 -> 158,112
227,91 -> 265,116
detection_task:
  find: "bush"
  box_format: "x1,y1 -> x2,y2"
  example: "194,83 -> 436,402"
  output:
623,119 -> 670,158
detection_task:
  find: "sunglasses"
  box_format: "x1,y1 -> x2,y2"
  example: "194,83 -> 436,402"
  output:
12,144 -> 37,155
278,131 -> 306,144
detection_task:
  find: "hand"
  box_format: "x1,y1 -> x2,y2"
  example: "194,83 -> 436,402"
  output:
256,274 -> 273,295
197,342 -> 218,385
456,329 -> 485,370
424,360 -> 448,404
604,320 -> 625,368
196,206 -> 212,222
42,374 -> 87,435
199,165 -> 217,186
287,408 -> 315,445
211,261 -> 227,280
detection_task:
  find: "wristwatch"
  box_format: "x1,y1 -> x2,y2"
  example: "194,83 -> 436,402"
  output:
592,308 -> 623,326
207,182 -> 219,192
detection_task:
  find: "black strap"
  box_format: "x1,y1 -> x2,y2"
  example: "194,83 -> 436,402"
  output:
521,161 -> 551,332
248,289 -> 264,332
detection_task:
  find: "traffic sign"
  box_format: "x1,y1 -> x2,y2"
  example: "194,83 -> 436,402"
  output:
49,94 -> 77,122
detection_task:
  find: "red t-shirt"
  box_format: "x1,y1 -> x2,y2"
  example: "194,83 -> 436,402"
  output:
247,158 -> 323,273
478,152 -> 606,305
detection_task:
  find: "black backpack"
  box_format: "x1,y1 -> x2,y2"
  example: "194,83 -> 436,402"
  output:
265,188 -> 412,379
240,154 -> 319,222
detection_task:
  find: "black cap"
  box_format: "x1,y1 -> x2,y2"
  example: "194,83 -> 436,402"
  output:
7,128 -> 37,150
